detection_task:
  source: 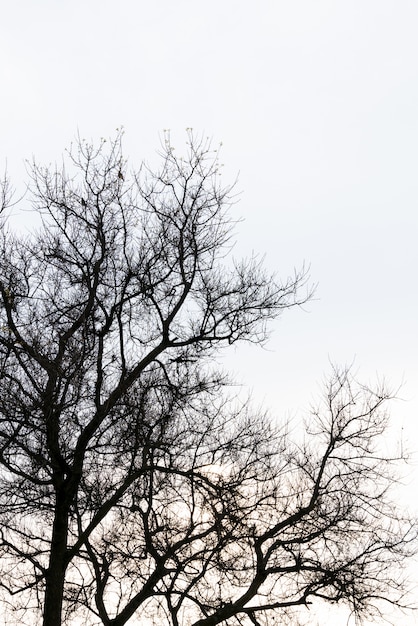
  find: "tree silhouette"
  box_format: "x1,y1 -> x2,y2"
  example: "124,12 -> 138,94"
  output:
0,132 -> 415,626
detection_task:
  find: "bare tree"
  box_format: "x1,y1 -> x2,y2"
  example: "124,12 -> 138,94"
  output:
0,133 -> 416,626
0,131 -> 310,626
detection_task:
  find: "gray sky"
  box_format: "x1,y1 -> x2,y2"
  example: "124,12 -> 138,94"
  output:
1,2 -> 418,624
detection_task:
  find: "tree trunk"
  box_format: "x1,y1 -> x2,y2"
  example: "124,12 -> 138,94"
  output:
42,493 -> 70,626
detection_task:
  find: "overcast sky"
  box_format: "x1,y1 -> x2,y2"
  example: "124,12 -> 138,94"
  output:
1,2 -> 418,624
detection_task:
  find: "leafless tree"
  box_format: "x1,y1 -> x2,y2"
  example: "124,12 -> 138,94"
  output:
0,133 -> 416,626
0,131 -> 311,626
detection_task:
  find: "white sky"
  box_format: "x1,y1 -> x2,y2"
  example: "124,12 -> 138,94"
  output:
1,2 -> 418,624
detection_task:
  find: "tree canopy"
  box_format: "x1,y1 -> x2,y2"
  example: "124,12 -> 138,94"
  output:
0,132 -> 415,626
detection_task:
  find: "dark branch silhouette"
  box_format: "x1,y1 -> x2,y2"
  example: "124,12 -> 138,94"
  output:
0,132 -> 415,626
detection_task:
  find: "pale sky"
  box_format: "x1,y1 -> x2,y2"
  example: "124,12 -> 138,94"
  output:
1,2 -> 418,624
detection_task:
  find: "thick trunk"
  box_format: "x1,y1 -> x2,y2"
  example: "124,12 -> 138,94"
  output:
42,494 -> 70,626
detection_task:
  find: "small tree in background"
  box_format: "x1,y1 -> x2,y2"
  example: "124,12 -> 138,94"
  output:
0,132 -> 415,626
